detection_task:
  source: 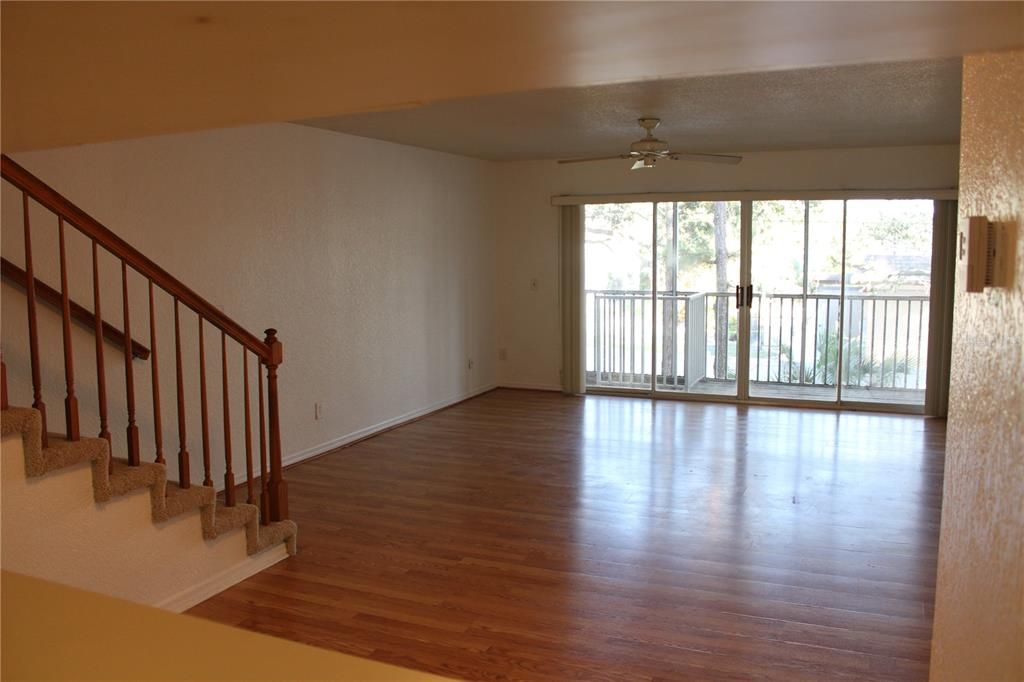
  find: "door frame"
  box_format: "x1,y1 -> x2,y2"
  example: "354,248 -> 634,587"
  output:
575,190 -> 957,415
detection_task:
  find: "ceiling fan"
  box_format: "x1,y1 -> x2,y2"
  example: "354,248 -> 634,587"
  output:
557,118 -> 742,170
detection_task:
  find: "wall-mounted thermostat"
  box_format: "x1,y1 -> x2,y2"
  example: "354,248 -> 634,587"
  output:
958,216 -> 1012,293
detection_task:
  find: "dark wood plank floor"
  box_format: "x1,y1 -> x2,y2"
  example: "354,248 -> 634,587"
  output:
189,389 -> 946,681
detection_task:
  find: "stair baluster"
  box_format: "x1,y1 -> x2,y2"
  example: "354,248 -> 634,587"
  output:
148,281 -> 164,464
243,348 -> 255,506
92,242 -> 111,466
57,217 -> 80,441
222,331 -> 236,507
173,299 -> 190,488
198,316 -> 212,487
257,361 -> 269,525
121,261 -> 140,465
22,193 -> 48,447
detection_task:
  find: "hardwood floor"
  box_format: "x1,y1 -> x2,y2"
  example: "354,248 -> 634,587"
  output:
189,389 -> 946,681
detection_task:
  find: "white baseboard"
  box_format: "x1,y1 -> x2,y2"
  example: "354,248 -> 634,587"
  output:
281,383 -> 498,469
498,382 -> 563,392
156,543 -> 289,613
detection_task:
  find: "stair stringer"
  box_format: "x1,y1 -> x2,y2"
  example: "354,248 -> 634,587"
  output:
1,406 -> 297,557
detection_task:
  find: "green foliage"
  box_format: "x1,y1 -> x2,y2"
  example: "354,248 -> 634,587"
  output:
771,327 -> 913,387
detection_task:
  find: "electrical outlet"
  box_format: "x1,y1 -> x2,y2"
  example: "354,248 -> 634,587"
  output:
498,348 -> 507,361
314,402 -> 321,420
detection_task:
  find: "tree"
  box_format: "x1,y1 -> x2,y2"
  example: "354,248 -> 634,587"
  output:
712,202 -> 729,379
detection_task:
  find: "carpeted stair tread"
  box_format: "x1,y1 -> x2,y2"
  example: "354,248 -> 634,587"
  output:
206,502 -> 297,556
2,406 -> 297,560
107,458 -> 163,497
212,502 -> 257,537
38,434 -> 108,473
1,407 -> 39,438
162,482 -> 216,522
2,408 -> 108,478
258,520 -> 298,555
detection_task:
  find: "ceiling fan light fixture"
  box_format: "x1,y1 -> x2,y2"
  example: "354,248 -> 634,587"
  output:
556,118 -> 743,169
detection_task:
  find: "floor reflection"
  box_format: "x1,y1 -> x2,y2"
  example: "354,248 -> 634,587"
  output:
191,389 -> 945,682
577,395 -> 941,579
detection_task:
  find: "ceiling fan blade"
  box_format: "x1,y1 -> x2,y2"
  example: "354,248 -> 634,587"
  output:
556,154 -> 632,165
631,156 -> 659,170
667,152 -> 743,165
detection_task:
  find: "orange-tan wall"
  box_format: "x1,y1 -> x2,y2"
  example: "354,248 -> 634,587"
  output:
2,2 -> 1021,152
930,50 -> 1024,681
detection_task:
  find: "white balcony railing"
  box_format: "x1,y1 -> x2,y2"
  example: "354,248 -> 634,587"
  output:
585,289 -> 929,395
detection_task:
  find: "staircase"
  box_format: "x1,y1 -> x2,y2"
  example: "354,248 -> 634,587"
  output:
1,154 -> 296,607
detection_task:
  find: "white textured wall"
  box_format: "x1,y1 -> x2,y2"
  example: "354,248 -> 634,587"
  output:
1,123 -> 498,483
493,145 -> 961,389
930,51 -> 1023,682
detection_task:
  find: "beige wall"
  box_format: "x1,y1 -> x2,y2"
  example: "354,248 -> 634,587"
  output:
493,145 -> 961,389
930,51 -> 1024,682
1,123 -> 498,482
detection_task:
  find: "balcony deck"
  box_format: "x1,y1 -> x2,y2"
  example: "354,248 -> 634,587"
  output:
588,375 -> 925,406
699,379 -> 924,405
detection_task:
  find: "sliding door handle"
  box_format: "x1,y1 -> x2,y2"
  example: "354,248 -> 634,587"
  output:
746,285 -> 754,308
735,285 -> 742,309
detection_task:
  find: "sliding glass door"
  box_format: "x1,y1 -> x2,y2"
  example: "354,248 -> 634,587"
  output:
840,200 -> 934,407
582,197 -> 940,411
655,202 -> 742,397
584,201 -> 744,396
585,203 -> 653,390
747,199 -> 934,407
749,200 -> 845,402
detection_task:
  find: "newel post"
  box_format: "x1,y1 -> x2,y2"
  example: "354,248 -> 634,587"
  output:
264,329 -> 288,521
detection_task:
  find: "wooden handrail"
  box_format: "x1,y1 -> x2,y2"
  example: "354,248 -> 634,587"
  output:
0,155 -> 270,361
1,258 -> 150,360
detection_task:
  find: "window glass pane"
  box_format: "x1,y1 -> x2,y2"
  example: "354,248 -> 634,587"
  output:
656,202 -> 741,395
842,200 -> 933,406
584,203 -> 653,390
749,200 -> 843,402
